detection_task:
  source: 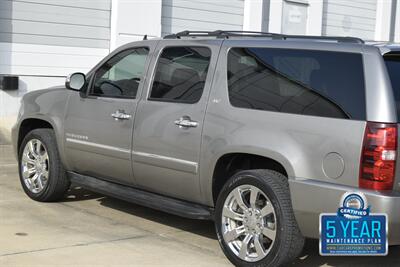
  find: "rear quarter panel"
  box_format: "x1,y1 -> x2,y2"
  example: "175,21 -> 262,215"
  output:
200,41 -> 367,208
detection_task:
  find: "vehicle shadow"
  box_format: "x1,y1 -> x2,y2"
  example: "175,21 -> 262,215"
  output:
64,184 -> 217,240
63,185 -> 400,266
98,192 -> 218,240
63,185 -> 103,202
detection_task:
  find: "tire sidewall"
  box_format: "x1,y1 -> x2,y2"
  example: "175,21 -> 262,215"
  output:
215,171 -> 287,267
18,129 -> 58,201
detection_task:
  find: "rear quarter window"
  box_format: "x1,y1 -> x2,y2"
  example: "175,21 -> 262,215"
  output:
227,48 -> 366,120
384,54 -> 400,121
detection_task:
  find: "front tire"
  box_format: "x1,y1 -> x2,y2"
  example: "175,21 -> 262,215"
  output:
215,169 -> 304,267
19,128 -> 70,202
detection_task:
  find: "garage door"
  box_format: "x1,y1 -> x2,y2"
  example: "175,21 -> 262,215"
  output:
0,0 -> 111,76
0,0 -> 111,49
322,0 -> 377,40
161,0 -> 244,36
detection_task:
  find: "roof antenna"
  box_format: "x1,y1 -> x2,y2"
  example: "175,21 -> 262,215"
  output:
143,34 -> 147,40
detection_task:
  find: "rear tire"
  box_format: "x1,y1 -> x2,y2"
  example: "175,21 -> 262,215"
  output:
18,128 -> 70,202
215,169 -> 304,267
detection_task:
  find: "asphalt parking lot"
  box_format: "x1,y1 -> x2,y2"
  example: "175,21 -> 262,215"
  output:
1,144 -> 400,267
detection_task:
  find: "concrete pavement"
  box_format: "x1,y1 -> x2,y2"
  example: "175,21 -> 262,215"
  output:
1,144 -> 400,266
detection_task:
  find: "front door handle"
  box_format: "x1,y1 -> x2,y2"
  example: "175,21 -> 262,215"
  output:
111,110 -> 132,120
174,116 -> 198,128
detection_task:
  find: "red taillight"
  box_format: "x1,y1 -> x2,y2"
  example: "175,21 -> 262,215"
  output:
359,122 -> 397,190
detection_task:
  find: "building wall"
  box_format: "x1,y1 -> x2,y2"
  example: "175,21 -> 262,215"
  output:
110,0 -> 162,50
322,0 -> 377,40
0,0 -> 111,49
0,0 -> 111,144
393,0 -> 400,42
161,0 -> 244,35
0,0 -> 111,76
0,76 -> 65,144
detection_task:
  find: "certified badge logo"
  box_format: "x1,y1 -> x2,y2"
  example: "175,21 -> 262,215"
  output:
338,192 -> 369,219
319,192 -> 388,256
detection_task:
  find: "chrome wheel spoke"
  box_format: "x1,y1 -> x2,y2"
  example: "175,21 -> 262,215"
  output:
35,140 -> 42,156
31,173 -> 39,182
260,202 -> 274,218
23,167 -> 36,177
223,206 -> 244,221
239,234 -> 252,259
233,188 -> 248,210
262,227 -> 276,241
224,226 -> 245,242
37,175 -> 44,190
22,154 -> 35,165
28,180 -> 35,191
249,186 -> 259,209
28,141 -> 38,159
42,169 -> 49,178
254,235 -> 266,257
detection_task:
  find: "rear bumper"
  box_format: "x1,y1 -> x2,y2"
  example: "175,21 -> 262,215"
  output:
289,179 -> 400,245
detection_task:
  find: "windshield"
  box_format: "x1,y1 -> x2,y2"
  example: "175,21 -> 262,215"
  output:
384,54 -> 400,121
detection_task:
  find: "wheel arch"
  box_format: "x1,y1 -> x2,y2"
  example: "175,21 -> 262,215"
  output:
211,152 -> 293,204
18,117 -> 55,153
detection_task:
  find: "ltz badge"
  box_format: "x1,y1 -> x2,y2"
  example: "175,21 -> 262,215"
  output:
319,192 -> 388,256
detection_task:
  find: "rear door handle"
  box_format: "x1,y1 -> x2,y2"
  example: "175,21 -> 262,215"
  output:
174,116 -> 198,128
111,110 -> 132,120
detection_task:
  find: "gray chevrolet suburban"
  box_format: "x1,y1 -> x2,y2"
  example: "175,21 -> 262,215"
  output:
11,30 -> 400,266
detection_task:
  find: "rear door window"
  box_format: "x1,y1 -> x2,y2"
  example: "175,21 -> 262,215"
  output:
227,48 -> 366,120
149,46 -> 211,103
384,54 -> 400,121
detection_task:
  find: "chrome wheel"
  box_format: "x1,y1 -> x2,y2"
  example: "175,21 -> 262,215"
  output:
21,139 -> 49,194
222,184 -> 277,262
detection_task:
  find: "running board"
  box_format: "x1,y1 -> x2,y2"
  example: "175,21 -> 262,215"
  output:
67,172 -> 213,220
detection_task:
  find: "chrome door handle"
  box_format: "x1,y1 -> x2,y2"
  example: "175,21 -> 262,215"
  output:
174,116 -> 198,128
111,110 -> 132,120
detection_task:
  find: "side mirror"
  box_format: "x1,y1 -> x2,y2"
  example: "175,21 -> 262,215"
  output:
66,72 -> 86,91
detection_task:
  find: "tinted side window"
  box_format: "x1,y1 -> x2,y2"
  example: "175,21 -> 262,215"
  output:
227,48 -> 366,120
149,47 -> 211,103
91,47 -> 149,98
384,55 -> 400,121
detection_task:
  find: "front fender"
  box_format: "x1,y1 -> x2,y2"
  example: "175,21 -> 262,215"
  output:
14,87 -> 71,168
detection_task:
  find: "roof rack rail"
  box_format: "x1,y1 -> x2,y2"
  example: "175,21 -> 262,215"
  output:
163,30 -> 365,44
280,34 -> 364,44
163,31 -> 215,39
212,30 -> 284,39
163,30 -> 282,39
